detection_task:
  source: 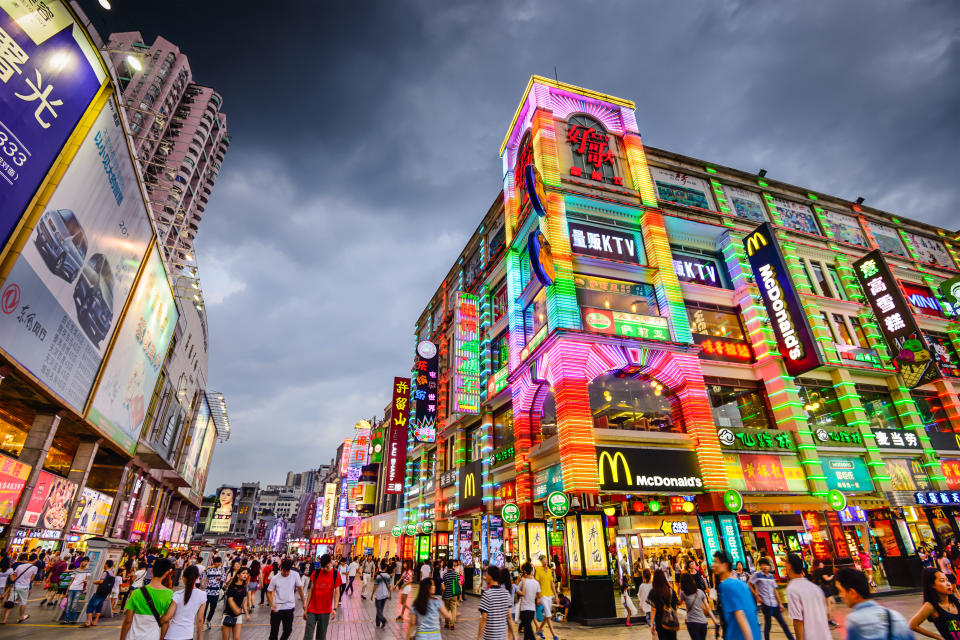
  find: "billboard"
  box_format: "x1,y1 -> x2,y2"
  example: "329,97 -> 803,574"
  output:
321,482 -> 337,527
771,198 -> 820,236
87,247 -> 177,453
905,233 -> 956,268
209,486 -> 236,533
22,469 -> 76,529
0,0 -> 107,250
384,377 -> 408,495
743,222 -> 821,376
458,460 -> 483,511
454,293 -> 480,415
191,414 -> 216,496
596,446 -> 703,492
721,185 -> 767,222
0,97 -> 154,412
0,451 -> 31,524
650,167 -> 714,210
412,341 -> 438,442
180,394 -> 212,488
70,486 -> 112,534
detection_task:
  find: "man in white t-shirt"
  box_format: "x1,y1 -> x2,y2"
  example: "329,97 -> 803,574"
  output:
267,559 -> 305,640
345,558 -> 359,597
420,559 -> 432,582
784,554 -> 831,640
517,563 -> 541,640
1,553 -> 38,624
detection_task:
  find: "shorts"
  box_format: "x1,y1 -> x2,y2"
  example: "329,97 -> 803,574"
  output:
10,588 -> 29,605
223,614 -> 245,625
248,584 -> 259,592
402,585 -> 412,595
86,594 -> 107,613
540,595 -> 553,617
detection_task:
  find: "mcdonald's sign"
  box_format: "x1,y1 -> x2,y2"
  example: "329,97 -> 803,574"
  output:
459,460 -> 483,510
749,512 -> 803,528
596,446 -> 703,493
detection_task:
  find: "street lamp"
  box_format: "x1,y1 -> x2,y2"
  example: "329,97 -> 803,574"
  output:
126,55 -> 142,71
98,0 -> 111,8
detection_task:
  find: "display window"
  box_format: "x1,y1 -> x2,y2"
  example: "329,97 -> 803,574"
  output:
688,306 -> 752,363
493,408 -> 515,450
588,373 -> 678,433
858,387 -> 903,430
913,391 -> 951,433
707,383 -> 773,432
798,383 -> 847,430
574,277 -> 658,316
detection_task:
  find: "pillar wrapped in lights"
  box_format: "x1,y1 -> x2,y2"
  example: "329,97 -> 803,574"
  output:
564,511 -> 616,623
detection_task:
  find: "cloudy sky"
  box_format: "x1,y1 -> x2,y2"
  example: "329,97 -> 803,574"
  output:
95,1 -> 960,491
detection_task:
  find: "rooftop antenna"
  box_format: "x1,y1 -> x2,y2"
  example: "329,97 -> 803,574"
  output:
554,66 -> 559,83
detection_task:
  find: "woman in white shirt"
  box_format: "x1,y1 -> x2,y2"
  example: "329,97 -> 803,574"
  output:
161,565 -> 206,640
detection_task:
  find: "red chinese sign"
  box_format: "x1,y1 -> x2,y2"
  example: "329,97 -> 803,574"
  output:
694,334 -> 753,363
739,454 -> 789,492
493,481 -> 516,509
567,120 -> 622,185
310,537 -> 335,545
385,377 -> 410,495
515,135 -> 535,211
942,458 -> 960,490
825,510 -> 850,559
801,511 -> 833,560
0,452 -> 31,524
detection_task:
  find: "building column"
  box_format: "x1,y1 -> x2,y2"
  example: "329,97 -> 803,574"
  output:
1,412 -> 62,545
104,464 -> 133,537
122,470 -> 148,540
58,438 -> 102,543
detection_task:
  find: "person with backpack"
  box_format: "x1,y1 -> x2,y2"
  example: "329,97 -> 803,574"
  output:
81,559 -> 116,627
373,560 -> 393,628
1,552 -> 38,624
303,554 -> 341,640
647,569 -> 681,640
120,557 -> 174,640
441,559 -> 460,629
161,565 -> 206,640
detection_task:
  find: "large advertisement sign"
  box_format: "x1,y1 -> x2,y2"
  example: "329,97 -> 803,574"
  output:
209,486 -> 236,533
568,221 -> 641,264
0,0 -> 106,249
650,167 -> 714,210
0,97 -> 154,412
321,482 -> 338,527
87,247 -> 177,454
596,446 -> 703,492
454,293 -> 480,414
459,460 -> 482,511
854,250 -> 939,388
70,486 -> 112,535
743,222 -> 821,376
384,377 -> 409,494
180,394 -> 211,488
906,233 -> 956,268
0,451 -> 31,524
721,185 -> 767,222
821,456 -> 873,493
22,469 -> 76,529
723,453 -> 807,493
192,416 -> 216,496
411,341 -> 438,442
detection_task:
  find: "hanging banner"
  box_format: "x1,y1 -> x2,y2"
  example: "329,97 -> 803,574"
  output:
0,451 -> 31,524
22,469 -> 76,529
454,293 -> 481,414
411,341 -> 438,442
384,377 -> 409,495
743,222 -> 821,376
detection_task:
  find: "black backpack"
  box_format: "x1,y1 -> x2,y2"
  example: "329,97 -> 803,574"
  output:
95,572 -> 116,598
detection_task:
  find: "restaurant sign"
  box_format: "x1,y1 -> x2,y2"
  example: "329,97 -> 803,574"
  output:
717,427 -> 794,451
871,428 -> 921,450
581,308 -> 670,341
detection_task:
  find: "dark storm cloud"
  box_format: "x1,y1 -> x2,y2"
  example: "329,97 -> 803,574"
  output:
93,1 -> 960,489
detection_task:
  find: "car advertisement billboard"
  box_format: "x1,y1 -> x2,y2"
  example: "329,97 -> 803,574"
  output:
70,486 -> 112,535
22,469 -> 76,529
0,96 -> 154,413
0,0 -> 107,251
87,247 -> 178,454
209,486 -> 236,533
0,451 -> 31,524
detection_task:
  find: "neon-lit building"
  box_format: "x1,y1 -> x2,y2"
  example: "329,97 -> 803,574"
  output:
384,76 -> 960,611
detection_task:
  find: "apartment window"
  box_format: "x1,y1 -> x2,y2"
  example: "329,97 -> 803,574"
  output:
849,316 -> 870,349
811,263 -> 830,297
858,387 -> 903,430
707,382 -> 773,431
493,408 -> 515,450
492,282 -> 508,323
826,266 -> 848,301
831,314 -> 857,347
491,332 -> 508,370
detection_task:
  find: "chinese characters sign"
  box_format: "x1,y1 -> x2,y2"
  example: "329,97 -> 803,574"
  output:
581,307 -> 669,341
412,341 -> 438,442
854,250 -> 939,388
813,426 -> 864,448
568,221 -> 640,264
454,293 -> 481,414
915,491 -> 960,506
821,456 -> 874,493
566,118 -> 621,185
580,514 -> 608,576
717,427 -> 794,452
723,453 -> 807,493
0,450 -> 30,524
385,378 -> 407,496
743,222 -> 821,376
871,428 -> 921,450
694,334 -> 752,363
0,0 -> 105,250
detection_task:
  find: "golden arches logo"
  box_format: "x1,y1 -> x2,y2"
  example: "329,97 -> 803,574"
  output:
745,231 -> 768,257
955,434 -> 960,450
760,513 -> 774,527
464,473 -> 477,498
598,451 -> 631,487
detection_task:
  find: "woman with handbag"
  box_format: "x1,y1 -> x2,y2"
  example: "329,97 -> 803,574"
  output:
221,567 -> 250,640
647,569 -> 681,640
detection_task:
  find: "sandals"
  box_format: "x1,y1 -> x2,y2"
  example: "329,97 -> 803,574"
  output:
19,615 -> 30,623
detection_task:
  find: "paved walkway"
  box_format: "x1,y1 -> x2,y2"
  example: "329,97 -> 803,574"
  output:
0,586 -> 933,640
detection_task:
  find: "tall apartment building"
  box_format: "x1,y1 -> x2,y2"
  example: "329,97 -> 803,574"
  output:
103,33 -> 230,262
286,469 -> 319,494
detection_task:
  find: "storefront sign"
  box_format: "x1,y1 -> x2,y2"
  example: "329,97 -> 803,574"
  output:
888,458 -> 932,491
723,490 -> 743,513
915,491 -> 960,506
940,459 -> 960,490
489,445 -> 515,467
420,520 -> 434,534
813,426 -> 865,448
524,163 -> 547,217
310,537 -> 335,545
22,470 -> 76,530
925,333 -> 960,378
901,281 -> 947,318
392,526 -> 402,537
854,251 -> 939,387
838,506 -> 867,523
717,427 -> 793,451
660,520 -> 689,535
573,275 -> 648,296
744,222 -> 821,376
674,255 -> 724,288
566,120 -> 620,184
438,469 -> 458,488
822,456 -> 874,493
0,452 -> 31,524
459,460 -> 482,511
487,366 -> 509,397
528,230 -> 555,287
385,377 -> 410,494
568,222 -> 639,264
724,453 -> 807,493
717,513 -> 745,565
871,428 -> 921,449
534,464 -> 563,500
940,275 -> 960,307
596,446 -> 703,492
493,481 -> 515,509
827,489 -> 847,511
546,491 -> 570,518
581,307 -> 670,341
694,334 -> 753,363
750,512 -> 803,528
502,503 -> 520,524
412,341 -> 439,441
699,516 -> 724,562
405,523 -> 417,536
321,482 -> 338,527
454,294 -> 481,415
580,514 -> 608,576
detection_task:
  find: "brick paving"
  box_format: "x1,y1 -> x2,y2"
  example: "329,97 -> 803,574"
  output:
0,587 -> 929,640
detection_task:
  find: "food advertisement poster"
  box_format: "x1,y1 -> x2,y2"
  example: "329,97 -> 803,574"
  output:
0,451 -> 31,524
22,469 -> 76,529
88,247 -> 178,454
0,97 -> 154,413
724,453 -> 807,493
581,514 -> 608,577
70,486 -> 112,534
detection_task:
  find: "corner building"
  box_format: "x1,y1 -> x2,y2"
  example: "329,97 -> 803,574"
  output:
395,76 -> 960,612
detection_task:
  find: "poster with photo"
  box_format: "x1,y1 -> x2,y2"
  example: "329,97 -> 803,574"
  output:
0,452 -> 31,524
906,233 -> 956,268
722,185 -> 767,222
650,167 -> 714,210
70,487 -> 112,535
209,486 -> 236,533
823,211 -> 867,247
772,198 -> 821,236
866,221 -> 908,257
0,97 -> 154,412
22,470 -> 76,529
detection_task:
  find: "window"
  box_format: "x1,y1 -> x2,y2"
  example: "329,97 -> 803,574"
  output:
567,115 -> 619,183
465,426 -> 481,463
492,283 -> 508,323
913,392 -> 951,433
811,263 -> 829,298
491,332 -> 509,370
797,383 -> 847,430
574,277 -> 658,316
523,289 -> 547,341
493,409 -> 515,450
826,266 -> 848,301
858,387 -> 903,430
463,249 -> 482,287
540,391 -> 557,440
707,383 -> 773,431
588,373 -> 678,433
687,307 -> 746,340
831,314 -> 857,347
849,317 -> 870,349
489,226 -> 505,259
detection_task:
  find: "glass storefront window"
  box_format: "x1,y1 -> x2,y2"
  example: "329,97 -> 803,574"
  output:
575,280 -> 658,316
588,373 -> 678,433
493,409 -> 515,450
687,307 -> 746,339
859,387 -> 903,430
708,384 -> 772,431
491,332 -> 508,370
913,392 -> 951,432
0,403 -> 33,459
798,384 -> 847,430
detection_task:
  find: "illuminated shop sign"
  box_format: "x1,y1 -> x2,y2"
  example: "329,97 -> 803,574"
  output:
566,117 -> 622,185
568,222 -> 639,264
454,294 -> 481,414
915,491 -> 960,506
489,445 -> 515,467
438,469 -> 458,489
528,230 -> 555,287
694,334 -> 752,363
724,453 -> 807,493
813,427 -> 864,447
581,308 -> 669,341
835,344 -> 883,368
487,366 -> 509,397
412,341 -> 439,441
901,281 -> 948,318
573,275 -> 648,296
743,223 -> 821,376
925,333 -> 960,378
871,428 -> 921,449
596,446 -> 703,492
673,255 -> 724,288
838,506 -> 867,523
385,377 -> 410,495
821,456 -> 874,493
854,250 -> 939,388
717,427 -> 794,451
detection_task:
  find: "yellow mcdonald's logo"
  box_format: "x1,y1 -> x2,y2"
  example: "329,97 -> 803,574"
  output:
745,231 -> 768,257
598,451 -> 631,487
760,513 -> 774,527
955,434 -> 960,449
464,473 -> 476,498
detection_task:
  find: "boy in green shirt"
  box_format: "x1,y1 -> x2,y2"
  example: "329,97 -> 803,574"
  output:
121,557 -> 174,640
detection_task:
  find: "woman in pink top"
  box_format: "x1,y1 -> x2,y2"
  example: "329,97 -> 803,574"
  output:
939,551 -> 955,585
858,549 -> 875,589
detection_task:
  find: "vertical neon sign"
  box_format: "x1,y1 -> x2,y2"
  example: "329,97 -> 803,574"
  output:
454,293 -> 481,414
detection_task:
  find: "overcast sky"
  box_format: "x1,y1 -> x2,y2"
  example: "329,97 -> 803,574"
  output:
94,1 -> 960,492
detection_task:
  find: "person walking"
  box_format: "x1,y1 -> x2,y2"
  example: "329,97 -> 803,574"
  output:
636,568 -> 653,629
858,549 -> 876,590
836,567 -> 912,640
161,565 -> 207,640
336,558 -> 348,602
120,557 -> 174,640
41,553 -> 68,606
712,551 -> 761,640
60,557 -> 90,625
203,556 -> 225,629
267,559 -> 305,640
303,554 -> 341,640
478,566 -> 518,640
910,567 -> 960,640
373,561 -> 392,629
750,557 -> 794,640
247,559 -> 261,609
396,560 -> 414,620
361,555 -> 375,600
534,555 -> 559,640
2,552 -> 38,624
517,563 -> 540,640
220,566 -> 250,640
441,559 -> 460,630
261,561 -> 274,605
647,569 -> 681,640
82,559 -> 116,627
783,554 -> 830,640
680,572 -> 717,640
409,577 -> 452,639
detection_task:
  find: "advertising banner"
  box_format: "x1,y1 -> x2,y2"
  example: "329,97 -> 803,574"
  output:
0,0 -> 106,249
854,250 -> 939,387
721,185 -> 767,222
180,395 -> 211,488
321,482 -> 337,527
568,221 -> 641,264
901,281 -> 948,318
866,221 -> 908,257
596,446 -> 703,493
580,307 -> 670,341
822,211 -> 868,247
22,469 -> 76,529
723,453 -> 807,493
0,97 -> 154,412
209,486 -> 236,533
580,514 -> 608,576
191,416 -> 216,496
87,247 -> 177,454
650,167 -> 714,210
564,515 -> 582,575
771,197 -> 820,236
526,521 -> 548,567
70,486 -> 112,534
906,233 -> 956,268
454,293 -> 481,414
459,460 -> 482,511
411,341 -> 438,442
698,516 -> 723,564
717,513 -> 745,566
0,451 -> 31,524
743,222 -> 821,376
821,456 -> 873,493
